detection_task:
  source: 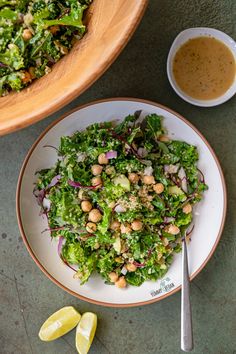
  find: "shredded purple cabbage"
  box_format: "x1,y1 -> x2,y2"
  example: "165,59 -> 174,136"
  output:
68,179 -> 99,189
47,175 -> 61,189
43,145 -> 60,153
105,150 -> 117,159
133,261 -> 146,268
42,226 -> 67,234
57,236 -> 65,256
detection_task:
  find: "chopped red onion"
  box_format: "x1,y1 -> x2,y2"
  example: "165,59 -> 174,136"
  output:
42,226 -> 66,234
178,167 -> 188,193
41,213 -> 48,221
164,164 -> 179,174
186,224 -> 195,237
0,62 -> 7,67
68,179 -> 98,189
108,130 -> 140,158
197,168 -> 205,183
140,159 -> 152,166
147,249 -> 152,258
77,152 -> 87,162
105,150 -> 117,159
114,204 -> 126,213
163,216 -> 175,224
34,175 -> 61,207
47,175 -> 61,189
133,261 -> 146,268
33,188 -> 45,206
57,236 -> 65,257
18,13 -> 24,21
121,266 -> 128,275
62,259 -> 77,272
42,198 -> 51,211
169,175 -> 181,187
57,238 -> 77,272
43,145 -> 60,153
144,166 -> 153,176
137,147 -> 148,158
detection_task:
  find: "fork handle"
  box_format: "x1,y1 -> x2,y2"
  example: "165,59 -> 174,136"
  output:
181,238 -> 193,352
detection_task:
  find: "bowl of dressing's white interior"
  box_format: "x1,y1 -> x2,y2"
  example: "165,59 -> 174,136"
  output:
167,27 -> 236,107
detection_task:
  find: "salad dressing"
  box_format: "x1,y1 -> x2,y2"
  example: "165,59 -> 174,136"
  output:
173,36 -> 236,100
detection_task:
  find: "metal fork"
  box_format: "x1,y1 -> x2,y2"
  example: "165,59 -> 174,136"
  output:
181,233 -> 193,352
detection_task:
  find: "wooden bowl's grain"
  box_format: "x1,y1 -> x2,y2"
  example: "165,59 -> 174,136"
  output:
0,0 -> 147,135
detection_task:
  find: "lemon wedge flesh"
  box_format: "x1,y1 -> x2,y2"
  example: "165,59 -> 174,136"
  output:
75,312 -> 97,354
39,306 -> 81,341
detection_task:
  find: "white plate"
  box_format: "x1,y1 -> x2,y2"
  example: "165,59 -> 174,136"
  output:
167,27 -> 236,107
16,98 -> 226,307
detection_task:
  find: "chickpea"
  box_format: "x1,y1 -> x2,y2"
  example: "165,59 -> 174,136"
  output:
81,200 -> 92,212
22,28 -> 32,40
120,223 -> 132,234
86,222 -> 97,233
115,276 -> 127,288
91,164 -> 103,176
21,71 -> 32,84
183,203 -> 192,214
143,175 -> 155,185
110,220 -> 121,231
128,172 -> 139,183
159,135 -> 170,142
88,209 -> 102,223
105,166 -> 116,175
98,153 -> 109,165
49,25 -> 60,35
115,257 -> 123,263
109,272 -> 119,283
91,176 -> 102,189
153,183 -> 164,194
131,220 -> 143,231
165,224 -> 180,235
126,263 -> 137,272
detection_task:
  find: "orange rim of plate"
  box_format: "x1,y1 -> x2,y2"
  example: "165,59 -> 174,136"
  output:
16,97 -> 227,307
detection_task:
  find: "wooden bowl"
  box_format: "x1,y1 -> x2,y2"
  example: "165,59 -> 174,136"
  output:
0,0 -> 147,135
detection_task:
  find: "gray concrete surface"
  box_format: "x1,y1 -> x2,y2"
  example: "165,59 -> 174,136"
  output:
0,1 -> 236,353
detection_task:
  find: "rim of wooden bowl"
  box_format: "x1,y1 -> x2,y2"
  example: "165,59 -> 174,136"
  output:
0,0 -> 148,135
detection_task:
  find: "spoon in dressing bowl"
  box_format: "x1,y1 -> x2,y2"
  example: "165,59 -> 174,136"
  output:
181,228 -> 194,352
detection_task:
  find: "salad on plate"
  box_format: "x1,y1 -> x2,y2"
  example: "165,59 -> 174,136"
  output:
34,112 -> 207,288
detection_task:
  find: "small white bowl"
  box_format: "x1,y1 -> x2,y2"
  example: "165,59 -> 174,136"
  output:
167,27 -> 236,107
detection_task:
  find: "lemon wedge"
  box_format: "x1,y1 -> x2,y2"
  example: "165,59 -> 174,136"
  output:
75,312 -> 97,354
39,306 -> 81,341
